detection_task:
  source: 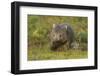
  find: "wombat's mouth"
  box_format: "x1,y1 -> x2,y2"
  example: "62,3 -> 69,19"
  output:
50,41 -> 60,50
50,41 -> 66,51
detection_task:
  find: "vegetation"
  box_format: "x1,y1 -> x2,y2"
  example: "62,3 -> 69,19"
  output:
28,15 -> 88,60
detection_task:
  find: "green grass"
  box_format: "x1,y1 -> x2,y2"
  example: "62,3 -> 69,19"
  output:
28,44 -> 88,61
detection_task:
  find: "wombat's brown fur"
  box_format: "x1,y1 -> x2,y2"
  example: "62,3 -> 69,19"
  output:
50,23 -> 74,51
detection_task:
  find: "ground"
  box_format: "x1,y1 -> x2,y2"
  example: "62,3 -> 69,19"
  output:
28,44 -> 87,60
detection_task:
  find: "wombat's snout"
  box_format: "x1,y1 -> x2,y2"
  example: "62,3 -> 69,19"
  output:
50,41 -> 62,50
53,34 -> 61,41
54,39 -> 60,42
56,37 -> 61,41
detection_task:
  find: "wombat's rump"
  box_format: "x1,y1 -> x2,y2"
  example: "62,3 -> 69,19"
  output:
50,23 -> 74,51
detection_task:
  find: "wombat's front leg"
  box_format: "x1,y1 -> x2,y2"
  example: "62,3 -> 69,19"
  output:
66,41 -> 71,50
50,42 -> 58,50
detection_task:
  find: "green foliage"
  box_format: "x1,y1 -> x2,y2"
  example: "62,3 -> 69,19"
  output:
77,32 -> 87,43
28,15 -> 88,60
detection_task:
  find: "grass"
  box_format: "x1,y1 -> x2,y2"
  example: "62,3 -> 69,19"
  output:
28,44 -> 88,61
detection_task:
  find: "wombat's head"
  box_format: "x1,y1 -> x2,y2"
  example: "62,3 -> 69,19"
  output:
50,24 -> 67,43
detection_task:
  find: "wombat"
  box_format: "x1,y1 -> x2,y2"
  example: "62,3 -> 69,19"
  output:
50,23 -> 74,50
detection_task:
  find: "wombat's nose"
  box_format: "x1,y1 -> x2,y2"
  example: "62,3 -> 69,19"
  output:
56,37 -> 60,41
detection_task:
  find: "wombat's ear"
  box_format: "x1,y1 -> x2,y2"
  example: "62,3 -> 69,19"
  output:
53,24 -> 56,28
65,25 -> 68,30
